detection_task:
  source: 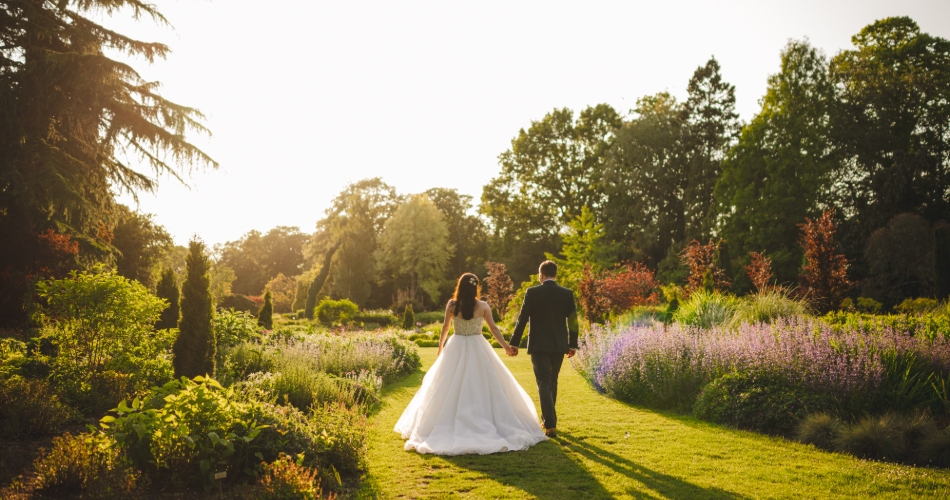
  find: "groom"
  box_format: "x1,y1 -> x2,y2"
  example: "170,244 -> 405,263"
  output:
508,260 -> 579,438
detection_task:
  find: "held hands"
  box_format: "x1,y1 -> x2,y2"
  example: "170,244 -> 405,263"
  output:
567,348 -> 577,358
504,345 -> 519,357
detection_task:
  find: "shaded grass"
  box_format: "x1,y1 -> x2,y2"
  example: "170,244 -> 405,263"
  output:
359,348 -> 950,499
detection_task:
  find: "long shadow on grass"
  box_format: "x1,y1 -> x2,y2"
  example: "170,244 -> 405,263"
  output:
557,431 -> 749,500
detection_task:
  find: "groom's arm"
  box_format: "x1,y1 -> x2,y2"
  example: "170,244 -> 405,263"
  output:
509,290 -> 532,348
567,291 -> 579,350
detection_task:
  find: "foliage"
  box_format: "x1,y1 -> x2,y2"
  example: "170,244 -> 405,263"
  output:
350,310 -> 398,327
265,273 -> 297,314
216,227 -> 310,297
798,209 -> 853,312
862,214 -> 936,307
402,303 -> 415,330
258,291 -> 274,330
209,262 -> 237,304
546,206 -> 618,289
896,298 -> 940,315
102,376 -> 268,489
0,376 -> 77,439
0,227 -> 80,327
304,241 -> 342,319
424,187 -> 490,298
174,240 -> 216,379
376,194 -> 453,304
745,252 -> 774,293
413,311 -> 443,326
112,205 -> 174,288
937,226 -> 950,300
36,267 -> 172,411
730,289 -> 810,327
673,291 -> 738,329
680,239 -> 730,293
483,262 -> 515,319
578,264 -> 610,324
856,297 -> 883,314
714,40 -> 835,287
693,371 -> 831,434
240,368 -> 379,412
314,299 -> 359,325
155,269 -> 180,330
254,453 -> 323,500
214,308 -> 261,351
218,294 -> 260,314
33,432 -> 139,496
796,413 -> 844,451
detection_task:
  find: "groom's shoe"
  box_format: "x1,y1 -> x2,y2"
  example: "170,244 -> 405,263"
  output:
544,428 -> 557,438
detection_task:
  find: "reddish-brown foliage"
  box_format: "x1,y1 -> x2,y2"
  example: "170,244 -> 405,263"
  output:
745,252 -> 774,293
578,262 -> 659,324
0,225 -> 80,326
680,239 -> 730,294
483,261 -> 515,318
578,264 -> 611,324
798,208 -> 853,312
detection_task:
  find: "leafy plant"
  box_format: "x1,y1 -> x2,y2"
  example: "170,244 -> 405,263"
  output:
798,209 -> 853,313
483,262 -> 515,319
680,239 -> 730,294
895,298 -> 939,315
730,289 -> 809,327
315,299 -> 359,325
673,290 -> 738,328
856,297 -> 883,314
745,252 -> 774,293
33,432 -> 139,496
254,453 -> 323,500
0,376 -> 77,438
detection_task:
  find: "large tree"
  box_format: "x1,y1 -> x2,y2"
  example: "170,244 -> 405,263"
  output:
375,194 -> 453,305
424,188 -> 489,292
313,178 -> 400,307
0,1 -> 214,326
216,226 -> 309,296
112,205 -> 173,288
829,17 -> 950,266
713,40 -> 836,287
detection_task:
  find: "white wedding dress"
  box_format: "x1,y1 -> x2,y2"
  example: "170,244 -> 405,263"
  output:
394,315 -> 547,455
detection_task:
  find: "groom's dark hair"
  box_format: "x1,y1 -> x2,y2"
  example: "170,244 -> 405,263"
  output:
539,260 -> 557,278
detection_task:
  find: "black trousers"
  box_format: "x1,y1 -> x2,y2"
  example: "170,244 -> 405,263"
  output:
531,351 -> 565,429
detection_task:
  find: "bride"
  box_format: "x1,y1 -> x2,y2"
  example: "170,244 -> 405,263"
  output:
394,273 -> 547,455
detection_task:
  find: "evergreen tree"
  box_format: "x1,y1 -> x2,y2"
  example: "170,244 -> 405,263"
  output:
545,206 -> 619,289
257,290 -> 273,329
155,269 -> 180,330
935,226 -> 950,300
173,240 -> 215,378
304,241 -> 342,319
403,303 -> 415,330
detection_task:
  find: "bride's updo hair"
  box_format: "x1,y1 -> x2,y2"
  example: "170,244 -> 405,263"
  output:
451,273 -> 480,320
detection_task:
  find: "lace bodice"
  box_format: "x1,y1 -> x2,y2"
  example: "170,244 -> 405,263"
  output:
452,316 -> 484,336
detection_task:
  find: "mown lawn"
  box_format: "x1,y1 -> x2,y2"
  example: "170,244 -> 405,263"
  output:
358,347 -> 950,499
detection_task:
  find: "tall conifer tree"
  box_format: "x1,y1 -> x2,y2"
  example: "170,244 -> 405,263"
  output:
173,240 -> 215,378
155,268 -> 180,330
257,291 -> 273,330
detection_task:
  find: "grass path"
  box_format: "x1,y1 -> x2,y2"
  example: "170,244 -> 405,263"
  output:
357,347 -> 950,499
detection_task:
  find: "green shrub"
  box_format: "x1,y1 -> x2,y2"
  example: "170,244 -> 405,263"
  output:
314,299 -> 359,325
895,297 -> 940,315
0,337 -> 27,379
33,432 -> 139,496
102,376 -> 268,489
693,371 -> 830,435
156,268 -> 180,330
796,413 -> 843,451
174,240 -> 216,379
215,308 -> 261,349
856,297 -> 883,314
351,309 -> 398,327
218,294 -> 260,313
834,414 -> 903,461
402,303 -> 415,330
918,426 -> 950,468
35,267 -> 171,413
258,291 -> 274,329
674,291 -> 738,329
254,453 -> 323,500
239,368 -> 379,411
414,311 -> 443,326
0,376 -> 76,439
730,289 -> 809,327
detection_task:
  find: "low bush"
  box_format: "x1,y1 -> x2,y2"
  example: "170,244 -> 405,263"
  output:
351,309 -> 398,327
673,291 -> 737,329
856,297 -> 883,314
239,368 -> 380,411
730,290 -> 809,327
414,311 -> 444,326
895,298 -> 940,315
693,371 -> 831,435
33,432 -> 139,496
0,376 -> 77,439
253,453 -> 323,500
218,294 -> 260,313
314,299 -> 359,325
796,413 -> 843,451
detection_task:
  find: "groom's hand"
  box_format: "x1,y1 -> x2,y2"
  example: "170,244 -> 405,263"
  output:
567,348 -> 576,358
509,346 -> 518,357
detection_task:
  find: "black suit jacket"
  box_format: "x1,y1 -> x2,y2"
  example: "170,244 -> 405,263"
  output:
510,280 -> 578,354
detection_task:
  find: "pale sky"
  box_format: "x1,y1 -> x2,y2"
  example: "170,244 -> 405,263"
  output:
110,0 -> 950,247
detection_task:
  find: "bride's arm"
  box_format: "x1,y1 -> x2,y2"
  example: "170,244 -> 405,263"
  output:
438,301 -> 453,356
481,302 -> 510,352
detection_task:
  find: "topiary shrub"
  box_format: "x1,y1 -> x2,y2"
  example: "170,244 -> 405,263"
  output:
218,294 -> 259,313
173,239 -> 215,378
796,413 -> 843,451
313,299 -> 358,325
402,303 -> 415,330
693,371 -> 831,435
155,268 -> 180,330
258,291 -> 274,330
